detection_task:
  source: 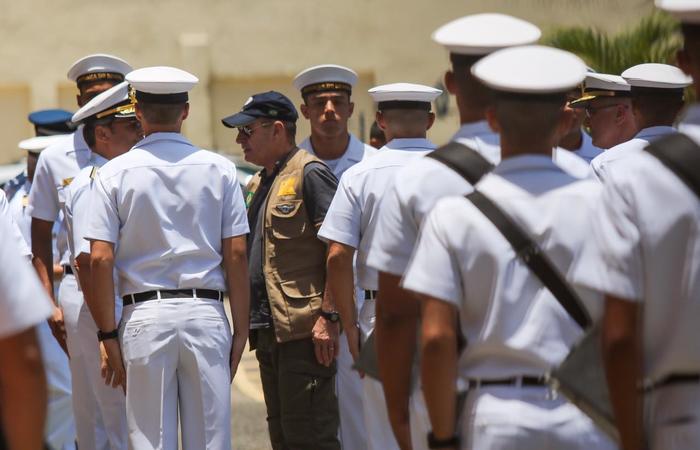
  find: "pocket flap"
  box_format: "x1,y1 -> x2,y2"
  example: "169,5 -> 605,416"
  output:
279,276 -> 323,299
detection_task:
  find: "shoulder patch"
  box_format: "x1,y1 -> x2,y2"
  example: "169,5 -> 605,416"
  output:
62,177 -> 74,187
277,177 -> 297,197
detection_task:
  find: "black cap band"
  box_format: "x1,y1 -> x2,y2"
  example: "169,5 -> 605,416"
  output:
378,101 -> 432,111
630,86 -> 685,97
135,91 -> 189,104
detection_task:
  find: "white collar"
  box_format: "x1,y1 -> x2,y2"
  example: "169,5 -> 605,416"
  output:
451,120 -> 493,141
383,137 -> 435,152
136,132 -> 193,147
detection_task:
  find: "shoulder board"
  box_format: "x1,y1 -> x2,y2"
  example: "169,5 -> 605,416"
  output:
89,166 -> 99,180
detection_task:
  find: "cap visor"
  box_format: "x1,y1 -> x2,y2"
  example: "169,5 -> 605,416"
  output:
568,95 -> 597,108
221,112 -> 257,128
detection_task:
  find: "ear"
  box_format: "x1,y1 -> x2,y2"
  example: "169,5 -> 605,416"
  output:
444,70 -> 457,95
376,111 -> 387,131
426,112 -> 436,130
94,124 -> 111,144
135,104 -> 144,122
181,103 -> 190,120
348,101 -> 355,118
485,107 -> 500,133
76,94 -> 84,107
300,103 -> 310,119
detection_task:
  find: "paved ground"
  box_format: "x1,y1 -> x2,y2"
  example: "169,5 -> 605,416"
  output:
231,350 -> 272,450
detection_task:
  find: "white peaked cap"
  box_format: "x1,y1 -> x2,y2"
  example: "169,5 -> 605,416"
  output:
67,53 -> 132,83
656,0 -> 700,24
432,13 -> 541,55
72,81 -> 133,123
472,45 -> 587,94
621,63 -> 692,89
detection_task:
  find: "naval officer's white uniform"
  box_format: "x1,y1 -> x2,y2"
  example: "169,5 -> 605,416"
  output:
590,63 -> 691,182
402,46 -> 616,450
8,134 -> 77,450
28,53 -> 132,450
295,63 -> 375,450
318,82 -> 441,450
86,67 -> 249,450
365,14 -> 541,450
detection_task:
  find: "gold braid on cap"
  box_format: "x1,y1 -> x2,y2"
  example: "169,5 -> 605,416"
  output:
301,82 -> 352,96
76,72 -> 125,85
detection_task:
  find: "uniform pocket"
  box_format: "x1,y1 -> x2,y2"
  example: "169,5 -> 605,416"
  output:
279,275 -> 324,336
270,200 -> 306,239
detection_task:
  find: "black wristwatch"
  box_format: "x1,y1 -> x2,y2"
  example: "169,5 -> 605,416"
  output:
319,309 -> 340,323
427,431 -> 460,449
97,328 -> 119,342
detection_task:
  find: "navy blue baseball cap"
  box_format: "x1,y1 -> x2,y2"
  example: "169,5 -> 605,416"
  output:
28,109 -> 76,136
221,91 -> 298,128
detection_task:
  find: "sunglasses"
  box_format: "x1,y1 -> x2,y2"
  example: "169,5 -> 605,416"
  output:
237,122 -> 272,137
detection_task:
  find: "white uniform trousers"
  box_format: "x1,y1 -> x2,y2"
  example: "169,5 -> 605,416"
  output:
37,320 -> 77,450
337,336 -> 367,450
60,274 -> 127,450
646,383 -> 700,449
362,378 -> 400,450
459,385 -> 617,450
120,297 -> 232,450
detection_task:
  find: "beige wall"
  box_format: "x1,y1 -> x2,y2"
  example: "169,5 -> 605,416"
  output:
0,0 -> 654,163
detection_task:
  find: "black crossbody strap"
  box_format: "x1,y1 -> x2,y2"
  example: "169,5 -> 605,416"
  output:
645,133 -> 700,199
427,141 -> 494,185
465,191 -> 593,329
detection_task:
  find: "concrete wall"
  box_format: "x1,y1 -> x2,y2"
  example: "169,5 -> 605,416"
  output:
0,0 -> 653,163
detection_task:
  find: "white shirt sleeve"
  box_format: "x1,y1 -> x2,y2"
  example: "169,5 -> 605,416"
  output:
85,172 -> 120,244
572,175 -> 643,301
317,175 -> 361,248
221,166 -> 250,239
0,191 -> 31,257
401,199 -> 463,306
366,179 -> 418,276
0,214 -> 53,339
27,152 -> 60,222
71,179 -> 93,256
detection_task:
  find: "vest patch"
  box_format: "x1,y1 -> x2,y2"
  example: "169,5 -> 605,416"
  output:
275,203 -> 296,214
245,190 -> 255,208
277,177 -> 297,197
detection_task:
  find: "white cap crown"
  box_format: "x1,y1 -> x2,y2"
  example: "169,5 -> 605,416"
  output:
432,13 -> 541,55
621,63 -> 692,89
72,81 -> 132,123
293,64 -> 358,95
67,53 -> 132,83
472,45 -> 587,94
368,83 -> 442,103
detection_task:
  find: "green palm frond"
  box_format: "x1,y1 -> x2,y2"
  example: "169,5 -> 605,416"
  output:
542,12 -> 683,74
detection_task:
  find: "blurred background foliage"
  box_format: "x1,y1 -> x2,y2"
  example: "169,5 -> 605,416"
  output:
543,11 -> 683,74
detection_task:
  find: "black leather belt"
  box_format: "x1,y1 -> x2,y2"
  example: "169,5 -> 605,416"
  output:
466,376 -> 546,389
123,289 -> 223,306
646,374 -> 700,392
365,290 -> 377,300
63,265 -> 74,275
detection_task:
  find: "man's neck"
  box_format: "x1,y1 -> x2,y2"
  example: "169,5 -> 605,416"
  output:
309,132 -> 350,160
144,125 -> 181,136
263,146 -> 296,176
500,137 -> 553,160
558,129 -> 583,151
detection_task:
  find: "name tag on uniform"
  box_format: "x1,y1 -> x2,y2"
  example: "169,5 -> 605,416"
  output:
277,177 -> 297,197
21,195 -> 29,207
62,177 -> 74,187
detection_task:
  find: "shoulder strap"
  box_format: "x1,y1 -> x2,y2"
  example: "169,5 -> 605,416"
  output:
465,190 -> 592,329
645,133 -> 700,199
427,141 -> 494,185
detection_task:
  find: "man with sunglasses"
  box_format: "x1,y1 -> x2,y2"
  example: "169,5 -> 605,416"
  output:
59,81 -> 141,450
223,91 -> 341,450
570,72 -> 637,156
26,53 -> 132,450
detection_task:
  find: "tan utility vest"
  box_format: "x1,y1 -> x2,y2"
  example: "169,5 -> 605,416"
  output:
246,148 -> 327,343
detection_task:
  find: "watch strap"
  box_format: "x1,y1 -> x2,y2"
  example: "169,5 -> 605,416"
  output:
97,328 -> 119,341
427,432 -> 460,449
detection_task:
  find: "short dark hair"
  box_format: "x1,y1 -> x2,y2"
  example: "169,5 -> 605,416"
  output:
450,53 -> 493,110
631,90 -> 685,125
83,118 -> 113,148
138,102 -> 187,125
282,120 -> 296,142
493,94 -> 566,147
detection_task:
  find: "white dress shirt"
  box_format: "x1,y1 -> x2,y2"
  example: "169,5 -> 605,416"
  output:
0,213 -> 53,338
573,112 -> 700,381
28,128 -> 99,264
403,155 -> 604,380
299,133 -> 377,179
318,138 -> 435,291
86,132 -> 249,296
591,125 -> 677,182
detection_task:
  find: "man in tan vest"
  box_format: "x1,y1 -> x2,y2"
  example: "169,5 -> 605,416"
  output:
223,91 -> 341,450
